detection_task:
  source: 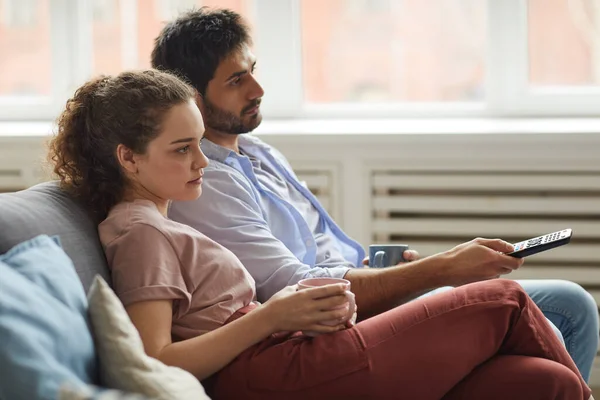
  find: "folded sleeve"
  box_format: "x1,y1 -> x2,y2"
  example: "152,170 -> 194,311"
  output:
105,223 -> 191,314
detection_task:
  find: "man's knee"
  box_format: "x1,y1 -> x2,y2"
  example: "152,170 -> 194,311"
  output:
553,280 -> 598,317
545,280 -> 599,332
499,279 -> 531,300
519,279 -> 599,326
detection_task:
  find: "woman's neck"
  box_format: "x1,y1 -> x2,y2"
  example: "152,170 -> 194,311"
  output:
121,187 -> 170,217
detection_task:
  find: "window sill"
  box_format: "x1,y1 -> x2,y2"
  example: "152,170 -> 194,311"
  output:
254,118 -> 600,136
2,118 -> 600,138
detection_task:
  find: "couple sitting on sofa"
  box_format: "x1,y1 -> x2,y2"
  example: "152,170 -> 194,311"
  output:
36,7 -> 599,399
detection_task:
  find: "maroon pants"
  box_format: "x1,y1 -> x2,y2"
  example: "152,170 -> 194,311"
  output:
211,279 -> 591,400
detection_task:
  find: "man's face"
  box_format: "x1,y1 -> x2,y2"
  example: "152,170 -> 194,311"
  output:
201,44 -> 264,134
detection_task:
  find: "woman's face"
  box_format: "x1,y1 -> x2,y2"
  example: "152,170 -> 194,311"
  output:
129,99 -> 209,204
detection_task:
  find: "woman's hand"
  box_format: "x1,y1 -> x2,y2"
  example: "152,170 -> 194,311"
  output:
262,284 -> 353,334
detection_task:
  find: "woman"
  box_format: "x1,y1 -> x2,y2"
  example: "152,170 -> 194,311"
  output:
49,70 -> 593,400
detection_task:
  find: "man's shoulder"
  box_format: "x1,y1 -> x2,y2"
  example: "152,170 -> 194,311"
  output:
239,134 -> 270,148
240,135 -> 293,169
200,160 -> 258,204
204,156 -> 233,171
240,135 -> 284,157
204,161 -> 249,185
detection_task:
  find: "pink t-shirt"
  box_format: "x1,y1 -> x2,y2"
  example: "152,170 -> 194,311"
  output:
98,199 -> 257,340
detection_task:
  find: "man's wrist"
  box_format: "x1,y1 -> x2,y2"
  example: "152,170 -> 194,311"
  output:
409,251 -> 453,289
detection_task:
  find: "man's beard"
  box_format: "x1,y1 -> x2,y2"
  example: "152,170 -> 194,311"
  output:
202,96 -> 262,135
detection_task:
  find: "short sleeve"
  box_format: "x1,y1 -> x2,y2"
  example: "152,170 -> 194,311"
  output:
105,223 -> 191,314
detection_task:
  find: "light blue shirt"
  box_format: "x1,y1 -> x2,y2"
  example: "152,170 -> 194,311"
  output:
168,135 -> 365,302
241,148 -> 354,270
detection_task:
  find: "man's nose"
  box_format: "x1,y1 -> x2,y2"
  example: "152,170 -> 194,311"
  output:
248,74 -> 264,100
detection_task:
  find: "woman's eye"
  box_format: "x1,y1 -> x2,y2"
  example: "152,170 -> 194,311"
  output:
177,145 -> 190,154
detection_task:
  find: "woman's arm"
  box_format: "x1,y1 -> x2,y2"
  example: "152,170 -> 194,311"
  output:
126,299 -> 274,380
126,283 -> 352,380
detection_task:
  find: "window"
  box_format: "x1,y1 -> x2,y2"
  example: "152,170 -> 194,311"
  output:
2,0 -> 38,27
0,0 -> 52,96
529,0 -> 600,86
301,0 -> 486,103
2,0 -> 600,121
91,0 -> 253,76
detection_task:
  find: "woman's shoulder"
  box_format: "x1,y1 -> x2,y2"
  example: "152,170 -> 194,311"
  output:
99,199 -> 170,245
101,199 -> 225,255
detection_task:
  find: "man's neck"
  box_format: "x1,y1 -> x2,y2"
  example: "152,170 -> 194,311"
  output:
204,128 -> 240,153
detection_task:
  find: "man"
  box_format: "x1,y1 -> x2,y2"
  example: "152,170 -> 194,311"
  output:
151,8 -> 599,381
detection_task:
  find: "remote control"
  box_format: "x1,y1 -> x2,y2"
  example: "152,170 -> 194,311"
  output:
507,229 -> 572,258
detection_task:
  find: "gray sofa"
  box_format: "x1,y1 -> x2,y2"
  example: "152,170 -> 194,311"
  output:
0,181 -> 110,292
0,181 -> 113,393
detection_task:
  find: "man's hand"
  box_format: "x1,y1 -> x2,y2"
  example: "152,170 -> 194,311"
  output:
362,249 -> 421,267
440,238 -> 524,286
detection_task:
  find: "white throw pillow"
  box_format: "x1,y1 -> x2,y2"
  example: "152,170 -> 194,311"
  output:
87,276 -> 210,400
58,384 -> 151,400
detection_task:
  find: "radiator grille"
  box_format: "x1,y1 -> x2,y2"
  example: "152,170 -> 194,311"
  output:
372,170 -> 600,301
0,168 -> 25,192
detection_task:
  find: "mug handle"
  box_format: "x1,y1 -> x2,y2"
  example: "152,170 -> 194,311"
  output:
373,250 -> 386,268
343,290 -> 357,325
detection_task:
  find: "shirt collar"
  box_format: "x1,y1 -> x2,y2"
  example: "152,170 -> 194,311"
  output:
200,138 -> 237,163
201,134 -> 268,163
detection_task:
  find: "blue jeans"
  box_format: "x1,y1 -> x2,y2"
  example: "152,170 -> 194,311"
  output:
422,280 -> 599,382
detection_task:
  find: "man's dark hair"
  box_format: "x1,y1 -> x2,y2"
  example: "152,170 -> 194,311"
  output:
151,7 -> 251,96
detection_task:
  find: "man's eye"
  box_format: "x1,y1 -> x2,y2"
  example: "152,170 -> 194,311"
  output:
230,78 -> 241,86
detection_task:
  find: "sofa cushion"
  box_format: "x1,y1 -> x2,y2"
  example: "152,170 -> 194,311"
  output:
58,385 -> 152,400
87,276 -> 209,400
0,235 -> 98,399
0,181 -> 109,292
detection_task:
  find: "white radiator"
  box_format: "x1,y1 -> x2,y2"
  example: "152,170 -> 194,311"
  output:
0,139 -> 48,192
370,169 -> 600,385
0,167 -> 26,192
370,170 -> 600,301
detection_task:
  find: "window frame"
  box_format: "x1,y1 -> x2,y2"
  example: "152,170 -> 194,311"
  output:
487,0 -> 600,117
257,0 -> 600,118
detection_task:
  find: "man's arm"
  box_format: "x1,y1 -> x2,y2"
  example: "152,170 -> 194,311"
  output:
345,258 -> 447,319
345,238 -> 524,319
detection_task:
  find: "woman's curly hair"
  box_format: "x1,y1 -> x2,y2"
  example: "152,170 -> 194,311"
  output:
48,69 -> 195,222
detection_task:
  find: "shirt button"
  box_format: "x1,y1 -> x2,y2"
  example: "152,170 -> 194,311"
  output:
305,239 -> 312,246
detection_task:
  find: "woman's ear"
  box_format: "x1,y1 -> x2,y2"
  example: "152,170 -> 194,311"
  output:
116,144 -> 138,174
